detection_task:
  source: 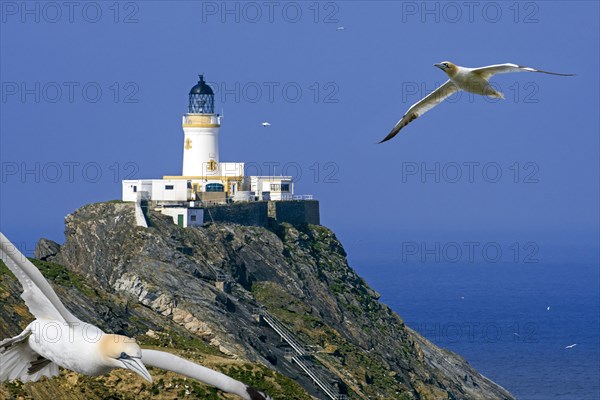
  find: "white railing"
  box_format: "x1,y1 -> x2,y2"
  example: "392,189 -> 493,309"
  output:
268,194 -> 315,201
292,355 -> 340,400
292,194 -> 314,200
260,310 -> 306,355
183,114 -> 220,125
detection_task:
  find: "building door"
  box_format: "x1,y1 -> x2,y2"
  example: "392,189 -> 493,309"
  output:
177,214 -> 184,227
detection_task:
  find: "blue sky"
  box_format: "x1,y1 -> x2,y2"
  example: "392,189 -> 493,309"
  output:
1,1 -> 598,267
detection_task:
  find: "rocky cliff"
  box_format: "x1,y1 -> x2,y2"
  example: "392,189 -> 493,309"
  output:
0,202 -> 514,400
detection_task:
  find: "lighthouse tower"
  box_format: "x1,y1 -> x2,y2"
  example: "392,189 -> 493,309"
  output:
182,75 -> 221,176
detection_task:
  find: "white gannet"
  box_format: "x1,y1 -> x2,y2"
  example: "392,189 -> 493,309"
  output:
261,122 -> 271,127
0,233 -> 271,400
379,61 -> 574,143
565,343 -> 577,349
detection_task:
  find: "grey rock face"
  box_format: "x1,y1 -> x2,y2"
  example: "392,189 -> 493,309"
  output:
43,202 -> 514,400
34,238 -> 61,261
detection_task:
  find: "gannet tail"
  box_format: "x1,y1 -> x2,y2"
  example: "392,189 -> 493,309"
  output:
0,329 -> 59,383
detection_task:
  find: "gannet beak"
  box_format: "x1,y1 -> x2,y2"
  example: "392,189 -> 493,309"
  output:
434,63 -> 445,70
121,357 -> 153,383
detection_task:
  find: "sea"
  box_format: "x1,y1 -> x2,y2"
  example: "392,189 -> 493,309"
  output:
355,262 -> 600,400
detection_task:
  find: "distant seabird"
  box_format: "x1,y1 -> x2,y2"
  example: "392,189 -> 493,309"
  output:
379,61 -> 574,143
565,344 -> 577,349
261,122 -> 271,127
336,26 -> 345,30
0,233 -> 271,400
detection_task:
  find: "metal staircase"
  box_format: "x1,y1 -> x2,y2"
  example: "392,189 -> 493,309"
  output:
258,309 -> 348,400
260,310 -> 307,355
292,355 -> 346,400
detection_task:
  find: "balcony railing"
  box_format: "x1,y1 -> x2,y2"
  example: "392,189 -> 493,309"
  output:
183,114 -> 220,125
293,194 -> 314,200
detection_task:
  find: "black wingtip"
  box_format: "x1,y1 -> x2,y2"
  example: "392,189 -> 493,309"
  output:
247,386 -> 270,400
378,131 -> 397,144
536,69 -> 576,77
546,72 -> 576,77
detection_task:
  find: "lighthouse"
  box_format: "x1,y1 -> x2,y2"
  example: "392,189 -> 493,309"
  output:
181,75 -> 221,177
122,73 -> 315,228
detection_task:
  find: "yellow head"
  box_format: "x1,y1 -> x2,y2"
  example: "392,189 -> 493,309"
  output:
434,61 -> 458,76
99,334 -> 152,382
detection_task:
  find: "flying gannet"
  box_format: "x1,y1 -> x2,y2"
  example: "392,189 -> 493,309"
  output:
0,233 -> 271,400
379,61 -> 574,143
261,122 -> 271,127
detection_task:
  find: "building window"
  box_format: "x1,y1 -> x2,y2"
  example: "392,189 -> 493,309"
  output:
133,186 -> 137,192
270,183 -> 290,192
191,215 -> 197,221
165,185 -> 174,190
206,183 -> 224,192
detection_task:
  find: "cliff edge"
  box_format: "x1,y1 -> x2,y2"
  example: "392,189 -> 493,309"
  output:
1,202 -> 514,400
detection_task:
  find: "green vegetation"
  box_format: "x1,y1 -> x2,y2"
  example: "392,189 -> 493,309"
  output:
29,258 -> 97,298
138,330 -> 221,358
0,260 -> 10,286
221,364 -> 311,400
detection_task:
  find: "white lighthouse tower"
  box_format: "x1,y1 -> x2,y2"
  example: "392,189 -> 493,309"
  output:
181,75 -> 221,177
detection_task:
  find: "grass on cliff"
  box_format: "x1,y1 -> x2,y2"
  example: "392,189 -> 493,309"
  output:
30,258 -> 98,298
0,259 -> 312,400
252,281 -> 410,399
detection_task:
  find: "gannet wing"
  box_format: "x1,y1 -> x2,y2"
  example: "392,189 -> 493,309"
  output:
141,349 -> 272,400
0,232 -> 80,324
472,63 -> 574,80
0,332 -> 60,382
379,80 -> 459,143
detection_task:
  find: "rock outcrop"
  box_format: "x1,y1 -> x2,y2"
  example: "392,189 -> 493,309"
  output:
1,202 -> 514,400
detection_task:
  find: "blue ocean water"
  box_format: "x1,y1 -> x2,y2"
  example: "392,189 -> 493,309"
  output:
355,263 -> 600,400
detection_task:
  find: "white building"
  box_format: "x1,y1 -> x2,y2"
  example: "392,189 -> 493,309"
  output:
160,207 -> 204,228
250,176 -> 294,201
122,74 -> 305,227
122,179 -> 188,204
